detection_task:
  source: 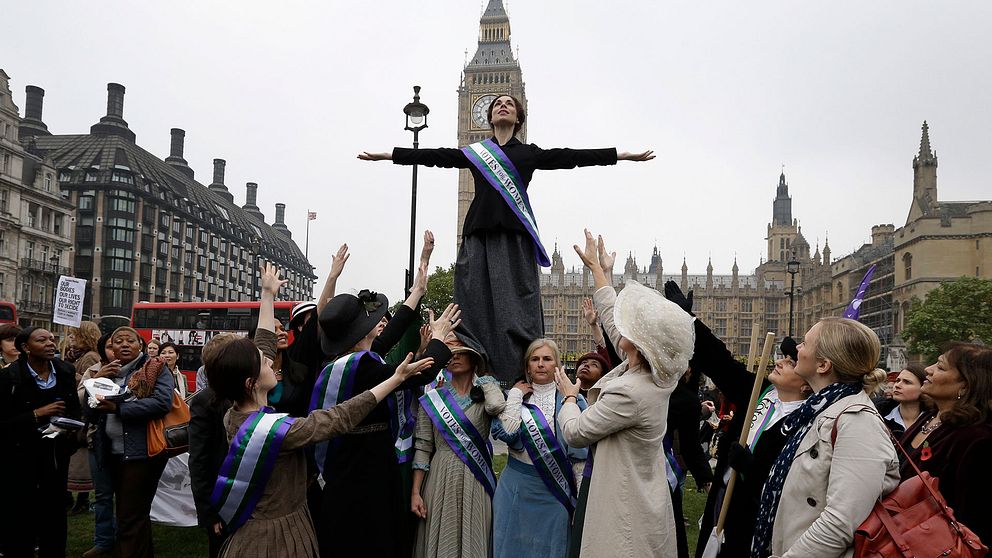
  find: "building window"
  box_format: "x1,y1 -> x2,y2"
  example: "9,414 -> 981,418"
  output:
715,299 -> 727,312
44,173 -> 53,192
715,319 -> 728,337
0,272 -> 4,299
903,253 -> 912,280
1,153 -> 10,174
108,195 -> 135,213
741,298 -> 753,313
111,170 -> 134,184
59,170 -> 71,182
566,316 -> 578,333
85,170 -> 98,182
767,299 -> 779,313
0,230 -> 5,255
0,188 -> 7,212
26,240 -> 35,260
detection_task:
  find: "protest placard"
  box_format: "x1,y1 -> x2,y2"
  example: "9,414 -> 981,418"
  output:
53,275 -> 87,328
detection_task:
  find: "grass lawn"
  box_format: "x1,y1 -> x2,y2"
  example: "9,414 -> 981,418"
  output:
66,456 -> 708,557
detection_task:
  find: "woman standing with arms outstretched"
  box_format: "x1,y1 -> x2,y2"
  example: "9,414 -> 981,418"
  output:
360,95 -> 652,382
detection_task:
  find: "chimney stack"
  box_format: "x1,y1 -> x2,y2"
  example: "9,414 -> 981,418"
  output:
208,158 -> 234,203
19,85 -> 50,138
165,128 -> 194,179
243,182 -> 265,222
90,83 -> 135,142
272,203 -> 291,238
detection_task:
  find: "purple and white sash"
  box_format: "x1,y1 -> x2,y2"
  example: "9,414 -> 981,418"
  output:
419,386 -> 496,497
520,402 -> 577,512
461,139 -> 551,267
210,409 -> 296,532
309,350 -> 381,474
389,389 -> 415,463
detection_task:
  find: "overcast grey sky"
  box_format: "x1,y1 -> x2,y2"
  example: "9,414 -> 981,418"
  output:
5,1 -> 991,303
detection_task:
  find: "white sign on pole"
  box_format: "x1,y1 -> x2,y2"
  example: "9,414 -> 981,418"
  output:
53,276 -> 87,328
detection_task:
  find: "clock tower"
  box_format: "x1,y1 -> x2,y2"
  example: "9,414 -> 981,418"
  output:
456,0 -> 527,247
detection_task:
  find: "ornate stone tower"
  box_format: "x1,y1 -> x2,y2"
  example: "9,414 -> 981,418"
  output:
907,121 -> 938,223
766,171 -> 799,262
455,0 -> 527,247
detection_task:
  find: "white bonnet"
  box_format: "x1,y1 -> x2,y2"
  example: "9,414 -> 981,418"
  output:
613,281 -> 696,387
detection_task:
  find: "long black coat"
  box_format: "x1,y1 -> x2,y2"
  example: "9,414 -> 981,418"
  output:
690,320 -> 783,558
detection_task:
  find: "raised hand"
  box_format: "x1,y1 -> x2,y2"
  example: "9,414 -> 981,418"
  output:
573,228 -> 601,271
259,262 -> 288,296
357,152 -> 392,161
396,352 -> 435,380
96,359 -> 122,379
581,298 -> 598,326
329,244 -> 350,280
597,235 -> 616,275
417,324 -> 432,356
411,263 -> 428,298
420,230 -> 435,268
663,280 -> 694,315
554,367 -> 581,399
617,150 -> 655,161
429,304 -> 462,340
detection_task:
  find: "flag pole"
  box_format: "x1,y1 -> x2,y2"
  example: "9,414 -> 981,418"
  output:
305,209 -> 311,261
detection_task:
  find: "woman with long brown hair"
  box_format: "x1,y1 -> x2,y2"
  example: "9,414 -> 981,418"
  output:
900,343 -> 992,543
359,95 -> 652,386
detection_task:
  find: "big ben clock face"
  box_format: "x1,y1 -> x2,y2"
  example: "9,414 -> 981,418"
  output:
471,95 -> 497,129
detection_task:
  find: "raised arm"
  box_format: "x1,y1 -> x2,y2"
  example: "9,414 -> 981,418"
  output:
317,244 -> 349,314
359,147 -> 471,169
533,146 -> 618,170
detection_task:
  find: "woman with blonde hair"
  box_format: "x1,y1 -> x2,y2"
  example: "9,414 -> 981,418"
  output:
751,317 -> 900,558
491,337 -> 588,558
67,320 -> 102,514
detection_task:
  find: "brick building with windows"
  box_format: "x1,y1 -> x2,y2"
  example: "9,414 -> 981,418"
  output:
10,75 -> 314,329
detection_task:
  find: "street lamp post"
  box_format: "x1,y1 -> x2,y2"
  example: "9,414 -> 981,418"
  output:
786,259 -> 800,337
403,86 -> 429,295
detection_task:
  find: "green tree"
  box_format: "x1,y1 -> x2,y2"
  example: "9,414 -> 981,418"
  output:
902,276 -> 992,360
421,263 -> 456,315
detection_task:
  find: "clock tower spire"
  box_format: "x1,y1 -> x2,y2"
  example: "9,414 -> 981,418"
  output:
456,0 -> 527,247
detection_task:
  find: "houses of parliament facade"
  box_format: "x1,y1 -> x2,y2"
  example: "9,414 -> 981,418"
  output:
456,1 -> 992,367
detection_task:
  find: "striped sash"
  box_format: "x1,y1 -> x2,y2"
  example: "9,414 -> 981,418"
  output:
419,386 -> 496,497
520,402 -> 577,512
389,389 -> 415,463
461,139 -> 550,267
210,409 -> 296,532
309,350 -> 381,474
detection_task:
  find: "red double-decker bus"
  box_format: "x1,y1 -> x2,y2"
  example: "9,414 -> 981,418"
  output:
131,301 -> 298,392
0,302 -> 16,325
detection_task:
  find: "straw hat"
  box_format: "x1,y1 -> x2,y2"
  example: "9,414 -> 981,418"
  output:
613,281 -> 695,386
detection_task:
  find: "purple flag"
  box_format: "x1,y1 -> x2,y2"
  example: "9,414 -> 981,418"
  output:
843,264 -> 877,320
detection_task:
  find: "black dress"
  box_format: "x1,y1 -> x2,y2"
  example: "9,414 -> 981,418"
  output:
317,319 -> 452,558
392,139 -> 616,383
0,358 -> 81,558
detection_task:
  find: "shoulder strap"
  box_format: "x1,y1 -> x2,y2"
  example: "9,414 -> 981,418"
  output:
832,406 -> 961,525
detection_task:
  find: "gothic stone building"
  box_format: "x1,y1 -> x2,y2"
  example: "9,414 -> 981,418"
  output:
11,76 -> 314,329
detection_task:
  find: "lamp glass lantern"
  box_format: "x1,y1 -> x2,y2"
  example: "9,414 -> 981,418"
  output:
403,86 -> 430,132
786,260 -> 800,275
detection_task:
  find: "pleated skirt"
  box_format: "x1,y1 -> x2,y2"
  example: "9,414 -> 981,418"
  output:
219,504 -> 317,558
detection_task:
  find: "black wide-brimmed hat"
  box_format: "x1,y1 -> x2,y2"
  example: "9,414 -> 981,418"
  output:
318,289 -> 390,357
780,336 -> 798,361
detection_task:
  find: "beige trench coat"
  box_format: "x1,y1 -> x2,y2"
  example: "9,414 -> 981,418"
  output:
769,391 -> 900,558
558,286 -> 677,558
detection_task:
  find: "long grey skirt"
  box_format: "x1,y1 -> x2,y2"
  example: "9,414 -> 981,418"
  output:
454,231 -> 544,385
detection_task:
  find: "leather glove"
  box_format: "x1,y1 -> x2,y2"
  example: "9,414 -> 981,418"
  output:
663,280 -> 694,316
727,441 -> 754,477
